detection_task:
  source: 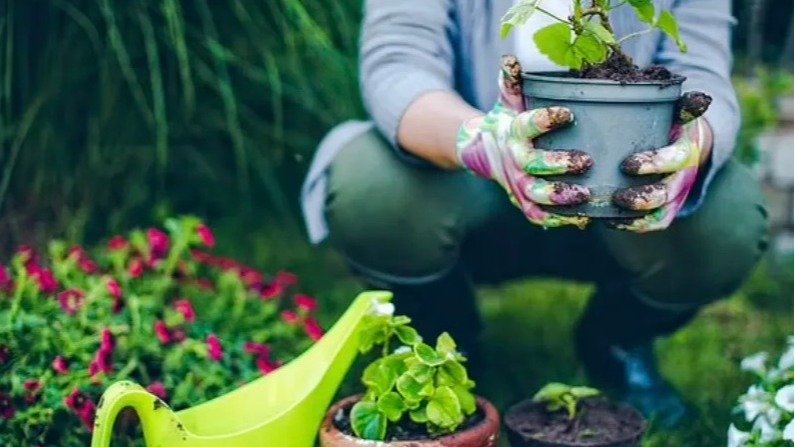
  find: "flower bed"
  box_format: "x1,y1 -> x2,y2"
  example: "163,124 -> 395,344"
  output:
0,217 -> 324,446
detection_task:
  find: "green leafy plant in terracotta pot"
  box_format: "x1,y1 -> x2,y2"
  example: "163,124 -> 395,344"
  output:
319,306 -> 500,446
505,383 -> 647,447
501,0 -> 712,219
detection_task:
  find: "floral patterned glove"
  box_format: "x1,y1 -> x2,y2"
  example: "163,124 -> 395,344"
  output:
456,55 -> 593,229
611,92 -> 713,233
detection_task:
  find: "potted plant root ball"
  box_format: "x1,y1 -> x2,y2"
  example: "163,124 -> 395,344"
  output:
505,383 -> 647,447
501,0 -> 712,218
319,307 -> 500,446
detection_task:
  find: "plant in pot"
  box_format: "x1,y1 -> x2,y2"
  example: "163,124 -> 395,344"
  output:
319,306 -> 500,446
501,0 -> 712,219
505,383 -> 647,447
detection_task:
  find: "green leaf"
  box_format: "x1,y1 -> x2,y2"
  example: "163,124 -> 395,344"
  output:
414,343 -> 445,366
396,373 -> 433,405
438,361 -> 468,386
500,0 -> 543,39
435,332 -> 457,357
426,386 -> 463,431
627,0 -> 655,24
390,315 -> 412,326
395,325 -> 421,346
407,361 -> 435,383
350,401 -> 387,441
362,358 -> 399,395
533,23 -> 607,70
409,407 -> 429,423
656,11 -> 687,52
357,315 -> 389,353
584,21 -> 616,44
569,386 -> 601,399
532,382 -> 570,403
451,385 -> 478,415
377,392 -> 407,422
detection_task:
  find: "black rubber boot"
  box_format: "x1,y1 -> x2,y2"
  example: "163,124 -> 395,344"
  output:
361,264 -> 484,375
575,283 -> 698,428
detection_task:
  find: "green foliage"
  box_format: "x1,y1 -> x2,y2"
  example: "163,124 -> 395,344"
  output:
350,314 -> 477,440
0,216 -> 322,446
501,0 -> 688,70
0,1 -> 364,248
733,69 -> 794,166
532,383 -> 601,419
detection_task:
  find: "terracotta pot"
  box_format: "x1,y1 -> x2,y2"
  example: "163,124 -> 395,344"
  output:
319,394 -> 500,447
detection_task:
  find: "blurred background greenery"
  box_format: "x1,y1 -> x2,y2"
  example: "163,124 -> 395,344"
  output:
0,1 -> 792,445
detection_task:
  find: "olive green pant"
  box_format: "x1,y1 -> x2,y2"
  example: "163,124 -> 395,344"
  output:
325,129 -> 769,312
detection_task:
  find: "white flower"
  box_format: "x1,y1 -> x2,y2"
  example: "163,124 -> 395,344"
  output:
784,419 -> 793,441
753,415 -> 781,443
728,423 -> 751,447
741,385 -> 774,422
778,343 -> 794,371
370,301 -> 395,317
775,384 -> 794,413
741,352 -> 769,376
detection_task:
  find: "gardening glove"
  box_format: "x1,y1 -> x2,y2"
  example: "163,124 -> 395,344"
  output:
456,55 -> 593,229
610,92 -> 713,233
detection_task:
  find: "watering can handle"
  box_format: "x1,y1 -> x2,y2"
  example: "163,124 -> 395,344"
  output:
91,380 -> 180,447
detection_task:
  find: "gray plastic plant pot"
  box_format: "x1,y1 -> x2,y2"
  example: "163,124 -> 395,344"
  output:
522,72 -> 684,219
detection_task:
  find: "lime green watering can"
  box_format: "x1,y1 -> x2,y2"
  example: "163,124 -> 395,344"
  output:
90,291 -> 391,447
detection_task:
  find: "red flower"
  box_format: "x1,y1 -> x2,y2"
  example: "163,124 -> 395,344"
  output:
147,382 -> 168,400
107,278 -> 123,313
244,342 -> 271,358
256,356 -> 281,375
197,224 -> 216,248
23,379 -> 41,404
69,246 -> 97,274
171,327 -> 187,343
154,320 -> 172,345
172,299 -> 196,323
303,317 -> 324,341
0,264 -> 13,293
30,266 -> 58,294
147,228 -> 170,261
294,294 -> 317,313
0,391 -> 14,420
240,268 -> 264,289
100,328 -> 115,352
207,334 -> 223,362
52,356 -> 69,374
108,235 -> 129,251
89,329 -> 114,378
17,245 -> 37,267
58,289 -> 86,316
0,345 -> 9,364
128,257 -> 145,278
281,309 -> 300,325
64,389 -> 96,430
260,272 -> 297,300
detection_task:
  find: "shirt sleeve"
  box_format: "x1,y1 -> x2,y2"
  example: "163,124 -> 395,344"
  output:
653,0 -> 740,216
359,0 -> 457,164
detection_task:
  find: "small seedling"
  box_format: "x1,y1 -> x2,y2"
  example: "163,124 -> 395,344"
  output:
501,0 -> 687,70
532,382 -> 601,419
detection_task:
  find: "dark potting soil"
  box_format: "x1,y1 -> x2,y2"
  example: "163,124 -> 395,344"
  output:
333,404 -> 484,441
505,398 -> 645,446
576,52 -> 678,84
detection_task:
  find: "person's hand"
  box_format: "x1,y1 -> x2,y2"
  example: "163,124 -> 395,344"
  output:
610,92 -> 713,233
456,55 -> 593,229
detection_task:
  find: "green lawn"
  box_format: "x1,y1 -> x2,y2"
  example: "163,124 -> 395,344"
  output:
215,216 -> 793,446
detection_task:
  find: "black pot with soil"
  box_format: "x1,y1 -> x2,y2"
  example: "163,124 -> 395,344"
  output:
504,397 -> 647,447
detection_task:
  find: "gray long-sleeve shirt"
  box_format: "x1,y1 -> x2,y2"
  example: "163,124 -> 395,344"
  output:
302,0 -> 739,243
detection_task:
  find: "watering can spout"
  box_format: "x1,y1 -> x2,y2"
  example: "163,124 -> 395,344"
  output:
91,291 -> 392,447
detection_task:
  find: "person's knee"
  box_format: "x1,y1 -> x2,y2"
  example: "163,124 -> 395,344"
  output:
604,161 -> 769,308
324,129 -> 466,282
